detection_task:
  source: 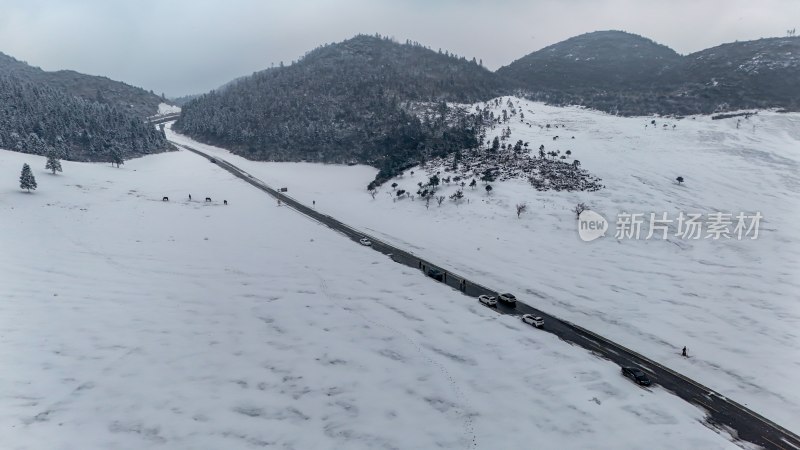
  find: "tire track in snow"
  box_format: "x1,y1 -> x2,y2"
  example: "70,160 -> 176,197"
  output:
315,275 -> 477,449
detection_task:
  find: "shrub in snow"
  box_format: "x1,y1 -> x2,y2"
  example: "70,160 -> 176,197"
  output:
573,202 -> 589,219
516,203 -> 527,218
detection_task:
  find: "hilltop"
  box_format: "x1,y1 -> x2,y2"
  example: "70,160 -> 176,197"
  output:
0,52 -> 167,118
175,34 -> 507,183
500,31 -> 800,115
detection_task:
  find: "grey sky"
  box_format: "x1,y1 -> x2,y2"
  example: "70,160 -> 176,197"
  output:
0,0 -> 797,96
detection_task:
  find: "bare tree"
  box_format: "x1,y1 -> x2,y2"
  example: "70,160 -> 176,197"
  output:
516,202 -> 527,218
369,189 -> 377,199
437,195 -> 445,206
425,196 -> 431,210
573,202 -> 588,219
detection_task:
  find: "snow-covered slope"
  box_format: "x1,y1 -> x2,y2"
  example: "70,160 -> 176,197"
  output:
0,149 -> 741,449
165,99 -> 800,431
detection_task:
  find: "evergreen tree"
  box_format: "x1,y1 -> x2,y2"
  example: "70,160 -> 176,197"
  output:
110,147 -> 124,168
45,152 -> 63,174
19,163 -> 37,192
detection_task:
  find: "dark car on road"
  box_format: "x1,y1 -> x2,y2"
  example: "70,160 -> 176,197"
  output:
498,293 -> 517,306
621,367 -> 652,386
427,268 -> 444,282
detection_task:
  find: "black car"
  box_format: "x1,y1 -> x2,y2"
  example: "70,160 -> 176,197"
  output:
427,268 -> 444,282
498,293 -> 517,305
210,158 -> 216,163
621,367 -> 652,386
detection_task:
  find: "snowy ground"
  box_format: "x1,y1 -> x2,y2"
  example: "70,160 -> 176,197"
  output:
165,99 -> 800,432
0,149 -> 743,449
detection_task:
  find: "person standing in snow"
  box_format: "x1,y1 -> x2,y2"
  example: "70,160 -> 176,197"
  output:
682,346 -> 687,357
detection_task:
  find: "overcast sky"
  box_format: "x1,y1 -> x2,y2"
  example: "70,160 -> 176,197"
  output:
0,0 -> 797,96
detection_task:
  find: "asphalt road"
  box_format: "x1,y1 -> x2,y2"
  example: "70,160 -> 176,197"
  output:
172,140 -> 799,450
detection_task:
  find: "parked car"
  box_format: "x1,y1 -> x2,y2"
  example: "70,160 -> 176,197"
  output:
621,367 -> 652,386
359,237 -> 372,246
498,293 -> 517,305
478,295 -> 497,307
427,268 -> 444,282
521,314 -> 544,328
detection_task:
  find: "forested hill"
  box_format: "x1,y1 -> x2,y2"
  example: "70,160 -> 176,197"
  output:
174,35 -> 503,182
0,52 -> 166,118
678,37 -> 800,112
0,52 -> 170,161
0,76 -> 169,161
175,32 -> 797,185
498,31 -> 800,115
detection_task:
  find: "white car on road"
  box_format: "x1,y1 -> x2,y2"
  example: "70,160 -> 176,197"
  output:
521,314 -> 544,328
478,295 -> 497,307
359,237 -> 372,246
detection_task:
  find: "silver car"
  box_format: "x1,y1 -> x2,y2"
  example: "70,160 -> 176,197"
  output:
521,314 -> 544,328
478,295 -> 497,307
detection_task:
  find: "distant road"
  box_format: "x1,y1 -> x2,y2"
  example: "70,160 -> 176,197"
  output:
147,113 -> 181,125
170,139 -> 800,450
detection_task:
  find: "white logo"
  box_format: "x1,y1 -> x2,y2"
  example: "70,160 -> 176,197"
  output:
578,210 -> 608,242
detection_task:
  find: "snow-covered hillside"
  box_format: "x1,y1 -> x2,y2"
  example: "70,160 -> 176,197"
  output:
165,99 -> 800,431
157,102 -> 181,115
0,148 -> 741,449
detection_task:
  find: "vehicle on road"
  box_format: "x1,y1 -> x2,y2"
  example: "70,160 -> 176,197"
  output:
427,268 -> 444,282
210,158 -> 216,163
359,237 -> 372,246
478,295 -> 497,307
498,293 -> 517,305
621,367 -> 652,386
521,314 -> 544,328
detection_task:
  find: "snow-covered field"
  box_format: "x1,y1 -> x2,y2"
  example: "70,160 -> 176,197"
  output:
0,148 -> 743,449
165,99 -> 800,431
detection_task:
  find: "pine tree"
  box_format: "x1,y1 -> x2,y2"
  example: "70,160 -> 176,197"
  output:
45,153 -> 63,175
19,163 -> 37,192
110,147 -> 124,168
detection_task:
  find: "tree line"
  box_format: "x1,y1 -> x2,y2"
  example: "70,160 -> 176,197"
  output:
0,75 -> 169,162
